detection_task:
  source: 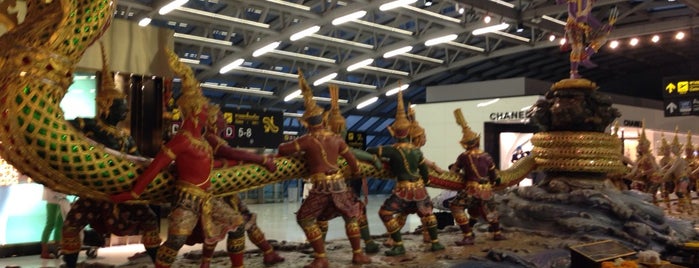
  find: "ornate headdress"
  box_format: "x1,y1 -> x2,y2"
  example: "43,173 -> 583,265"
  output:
637,120 -> 650,152
408,103 -> 425,139
167,49 -> 208,119
326,84 -> 346,133
298,69 -> 324,125
96,42 -> 126,118
388,87 -> 410,138
454,108 -> 479,148
659,133 -> 669,154
685,130 -> 694,156
670,126 -> 682,154
206,103 -> 222,131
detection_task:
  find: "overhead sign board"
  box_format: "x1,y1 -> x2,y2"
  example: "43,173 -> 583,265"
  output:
219,108 -> 283,148
663,97 -> 699,117
663,76 -> 699,98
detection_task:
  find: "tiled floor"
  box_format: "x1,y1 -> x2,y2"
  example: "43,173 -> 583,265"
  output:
0,194 -> 425,268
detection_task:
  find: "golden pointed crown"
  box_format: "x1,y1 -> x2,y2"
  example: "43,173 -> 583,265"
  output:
206,103 -> 222,130
167,49 -> 208,118
326,84 -> 346,133
637,120 -> 650,151
96,42 -> 126,118
389,86 -> 411,138
408,103 -> 425,139
686,130 -> 694,154
299,69 -> 325,124
671,126 -> 682,153
454,108 -> 479,148
659,133 -> 669,153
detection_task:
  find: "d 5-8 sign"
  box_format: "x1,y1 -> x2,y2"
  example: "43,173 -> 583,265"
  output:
220,108 -> 283,149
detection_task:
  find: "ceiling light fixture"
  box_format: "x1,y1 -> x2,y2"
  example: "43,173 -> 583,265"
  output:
347,58 -> 374,71
284,89 -> 302,102
138,17 -> 152,27
356,97 -> 378,109
489,0 -> 515,8
549,35 -> 556,42
516,22 -> 524,32
236,66 -> 298,79
361,66 -> 410,76
313,73 -> 338,86
252,41 -> 281,57
651,35 -> 660,43
380,0 -> 418,11
403,53 -> 443,64
445,41 -> 485,52
383,46 -> 413,58
178,7 -> 270,28
159,0 -> 188,15
675,31 -> 685,40
472,23 -> 509,35
541,15 -> 566,26
424,0 -> 433,7
483,15 -> 491,23
219,58 -> 245,74
425,34 -> 458,46
385,84 -> 409,96
200,83 -> 275,97
290,26 -> 321,41
609,40 -> 619,49
332,10 -> 367,25
265,0 -> 311,11
173,33 -> 232,46
492,31 -> 530,42
269,50 -> 336,63
629,38 -> 639,46
179,58 -> 200,65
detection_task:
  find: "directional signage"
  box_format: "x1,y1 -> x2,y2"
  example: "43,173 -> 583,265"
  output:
219,108 -> 283,148
346,131 -> 366,149
663,76 -> 699,98
664,97 -> 699,117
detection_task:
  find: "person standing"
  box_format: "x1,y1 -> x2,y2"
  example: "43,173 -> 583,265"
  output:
449,108 -> 505,246
366,89 -> 445,256
276,70 -> 371,268
41,186 -> 70,259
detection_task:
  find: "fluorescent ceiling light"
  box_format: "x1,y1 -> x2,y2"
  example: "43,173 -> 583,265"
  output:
236,66 -> 298,79
283,131 -> 299,135
138,17 -> 151,27
347,58 -> 374,71
384,46 -> 413,58
490,0 -> 515,8
472,23 -> 509,35
356,97 -> 378,109
328,80 -> 377,90
178,7 -> 269,28
385,84 -> 409,96
269,50 -> 336,63
379,0 -> 417,11
219,58 -> 245,74
290,26 -> 321,41
492,31 -> 530,42
289,95 -> 349,103
310,34 -> 374,49
284,90 -> 302,102
541,15 -> 565,26
283,112 -> 303,118
332,10 -> 367,25
159,0 -> 188,15
200,83 -> 274,96
266,0 -> 310,11
445,41 -> 485,52
173,33 -> 232,46
179,58 -> 200,64
425,34 -> 458,46
403,53 -> 443,64
401,5 -> 461,23
352,20 -> 413,35
253,41 -> 281,57
313,73 -> 338,86
361,66 -> 409,76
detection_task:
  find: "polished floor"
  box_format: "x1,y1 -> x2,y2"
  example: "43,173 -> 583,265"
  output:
0,194 -> 427,268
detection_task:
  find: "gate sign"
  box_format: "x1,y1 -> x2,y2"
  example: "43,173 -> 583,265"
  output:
663,76 -> 699,98
346,131 -> 366,149
220,108 -> 283,148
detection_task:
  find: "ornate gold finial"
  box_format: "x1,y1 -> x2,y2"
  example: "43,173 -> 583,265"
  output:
637,119 -> 650,151
167,49 -> 208,119
408,102 -> 424,139
671,126 -> 682,154
686,130 -> 694,155
659,133 -> 670,154
388,84 -> 410,138
96,42 -> 126,118
454,108 -> 479,148
298,69 -> 324,124
326,84 -> 346,133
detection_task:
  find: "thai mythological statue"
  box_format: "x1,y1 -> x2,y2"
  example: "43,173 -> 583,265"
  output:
449,108 -> 506,245
557,0 -> 617,79
660,129 -> 692,213
315,83 -> 381,254
684,132 -> 699,192
61,43 -> 161,268
196,104 -> 283,268
366,89 -> 445,256
276,70 -> 371,268
625,124 -> 662,204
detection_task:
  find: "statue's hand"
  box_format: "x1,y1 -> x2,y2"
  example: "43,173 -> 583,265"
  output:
110,191 -> 137,203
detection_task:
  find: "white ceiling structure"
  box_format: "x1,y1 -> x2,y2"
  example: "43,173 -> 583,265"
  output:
113,0 -> 699,145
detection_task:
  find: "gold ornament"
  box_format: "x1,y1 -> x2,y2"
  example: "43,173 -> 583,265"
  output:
454,108 -> 479,148
326,84 -> 346,133
96,42 -> 126,118
687,130 -> 694,155
388,85 -> 410,138
637,120 -> 651,152
408,103 -> 425,139
167,49 -> 208,119
670,126 -> 682,154
298,69 -> 324,124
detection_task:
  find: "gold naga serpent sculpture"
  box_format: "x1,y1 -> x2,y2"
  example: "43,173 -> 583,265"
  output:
0,0 -> 533,203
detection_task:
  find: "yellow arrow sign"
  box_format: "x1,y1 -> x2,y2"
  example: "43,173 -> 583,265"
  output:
666,83 -> 676,94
